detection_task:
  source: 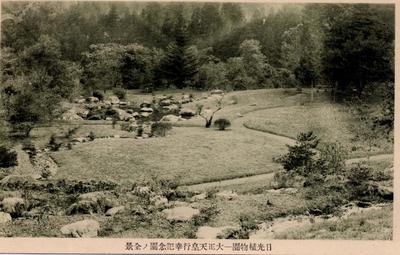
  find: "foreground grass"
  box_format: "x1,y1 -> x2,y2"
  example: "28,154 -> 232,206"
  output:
243,104 -> 393,157
52,127 -> 286,185
274,204 -> 393,240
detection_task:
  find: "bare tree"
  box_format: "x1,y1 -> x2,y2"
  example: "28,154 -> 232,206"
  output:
196,95 -> 224,128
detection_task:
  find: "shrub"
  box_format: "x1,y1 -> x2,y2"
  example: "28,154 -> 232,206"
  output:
217,215 -> 259,239
88,131 -> 96,141
93,91 -> 104,101
276,131 -> 319,175
0,146 -> 18,168
113,87 -> 126,100
346,163 -> 379,202
64,126 -> 80,140
151,122 -> 172,137
192,203 -> 220,227
48,134 -> 62,151
214,118 -> 231,130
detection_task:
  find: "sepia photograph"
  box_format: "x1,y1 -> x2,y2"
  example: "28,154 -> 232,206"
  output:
0,0 -> 395,247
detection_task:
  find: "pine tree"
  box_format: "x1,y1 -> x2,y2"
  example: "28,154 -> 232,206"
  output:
159,13 -> 199,89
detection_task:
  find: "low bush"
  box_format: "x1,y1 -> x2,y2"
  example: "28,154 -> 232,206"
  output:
64,126 -> 80,140
214,118 -> 231,131
0,146 -> 18,168
88,131 -> 96,141
346,163 -> 379,202
217,215 -> 259,239
192,203 -> 220,227
93,91 -> 104,101
48,135 -> 62,151
151,122 -> 172,137
113,87 -> 126,100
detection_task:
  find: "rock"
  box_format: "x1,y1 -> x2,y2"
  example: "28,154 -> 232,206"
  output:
0,212 -> 12,224
1,175 -> 36,185
237,113 -> 244,117
179,108 -> 196,118
180,99 -> 191,104
113,108 -> 132,121
108,96 -> 120,105
191,193 -> 207,202
163,104 -> 180,113
87,115 -> 102,120
119,101 -> 128,106
1,197 -> 25,215
61,109 -> 83,121
197,226 -> 237,239
140,101 -> 152,108
74,97 -> 86,104
160,115 -> 181,123
105,206 -> 125,216
140,112 -> 152,118
132,112 -> 140,118
87,97 -> 99,103
142,123 -> 153,135
151,196 -> 168,207
142,134 -> 149,139
216,190 -> 238,200
210,89 -> 224,95
156,96 -> 168,102
71,137 -> 87,143
60,219 -> 100,238
126,109 -> 134,114
133,186 -> 152,196
103,100 -> 112,106
105,117 -> 113,121
162,206 -> 200,221
378,185 -> 393,200
160,99 -> 172,106
250,103 -> 257,106
181,94 -> 192,102
140,107 -> 154,113
67,192 -> 116,215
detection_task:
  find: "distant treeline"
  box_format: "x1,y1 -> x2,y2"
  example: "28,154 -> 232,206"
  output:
1,2 -> 394,95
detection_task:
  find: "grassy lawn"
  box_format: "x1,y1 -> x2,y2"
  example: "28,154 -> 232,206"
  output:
51,127 -> 287,185
243,104 -> 393,157
30,123 -> 134,148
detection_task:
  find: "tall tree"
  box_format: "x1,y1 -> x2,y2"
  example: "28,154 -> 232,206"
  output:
322,4 -> 394,98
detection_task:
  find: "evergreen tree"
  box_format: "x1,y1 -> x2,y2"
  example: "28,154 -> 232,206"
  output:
159,12 -> 199,89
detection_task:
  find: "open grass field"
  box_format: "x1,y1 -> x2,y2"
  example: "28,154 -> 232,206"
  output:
243,104 -> 393,157
51,126 -> 287,185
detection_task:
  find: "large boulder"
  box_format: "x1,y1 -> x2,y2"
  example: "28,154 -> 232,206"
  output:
0,212 -> 12,224
162,206 -> 200,221
210,89 -> 224,95
61,109 -> 83,121
163,104 -> 180,113
160,99 -> 172,106
66,191 -> 116,215
105,206 -> 125,216
60,219 -> 100,238
1,197 -> 25,217
197,226 -> 238,239
216,190 -> 238,200
113,108 -> 132,121
140,101 -> 152,108
108,96 -> 120,105
87,97 -> 99,103
140,107 -> 154,113
179,108 -> 196,118
160,115 -> 182,123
